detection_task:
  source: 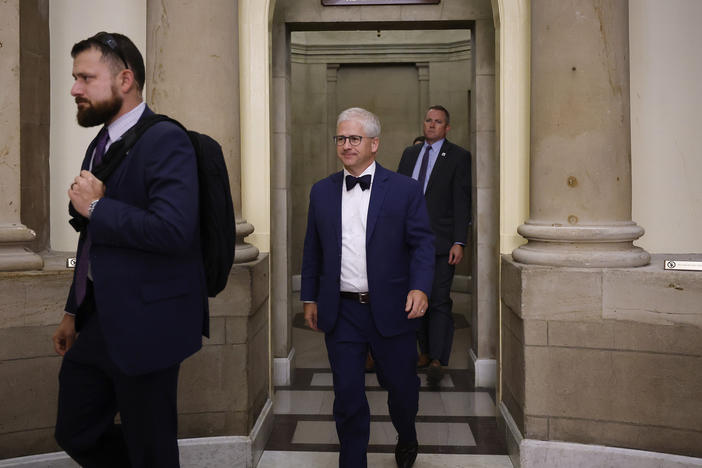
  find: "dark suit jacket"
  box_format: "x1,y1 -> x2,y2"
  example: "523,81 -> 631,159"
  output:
300,163 -> 435,337
397,139 -> 471,256
65,106 -> 208,376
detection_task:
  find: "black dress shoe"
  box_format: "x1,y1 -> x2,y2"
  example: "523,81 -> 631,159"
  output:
427,359 -> 442,385
395,440 -> 418,468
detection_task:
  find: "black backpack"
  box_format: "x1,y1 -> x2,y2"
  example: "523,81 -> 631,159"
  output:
69,114 -> 236,297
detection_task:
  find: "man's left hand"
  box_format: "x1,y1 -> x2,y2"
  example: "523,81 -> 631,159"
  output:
448,244 -> 464,265
405,290 -> 428,319
68,170 -> 105,217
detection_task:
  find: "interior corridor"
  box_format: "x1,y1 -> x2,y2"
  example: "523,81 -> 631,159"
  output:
258,292 -> 511,467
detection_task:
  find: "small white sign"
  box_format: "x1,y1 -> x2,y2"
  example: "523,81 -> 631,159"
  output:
66,257 -> 77,268
664,260 -> 702,271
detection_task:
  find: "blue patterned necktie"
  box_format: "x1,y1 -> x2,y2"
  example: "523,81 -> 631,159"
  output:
74,127 -> 109,305
416,145 -> 432,193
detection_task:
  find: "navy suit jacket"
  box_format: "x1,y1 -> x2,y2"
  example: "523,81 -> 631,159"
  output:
65,106 -> 208,376
300,163 -> 435,337
397,139 -> 471,256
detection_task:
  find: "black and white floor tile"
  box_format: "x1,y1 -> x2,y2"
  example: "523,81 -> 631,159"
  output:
258,294 -> 511,467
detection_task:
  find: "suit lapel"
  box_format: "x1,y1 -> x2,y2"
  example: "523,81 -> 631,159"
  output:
403,145 -> 421,175
425,140 -> 451,194
366,163 -> 389,243
330,171 -> 344,253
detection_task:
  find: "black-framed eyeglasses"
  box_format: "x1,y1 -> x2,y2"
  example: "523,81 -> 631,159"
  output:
94,32 -> 129,70
333,135 -> 364,146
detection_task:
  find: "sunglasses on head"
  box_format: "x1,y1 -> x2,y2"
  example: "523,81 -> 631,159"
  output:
94,32 -> 129,70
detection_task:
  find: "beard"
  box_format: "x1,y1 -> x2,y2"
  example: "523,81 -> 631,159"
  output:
75,87 -> 123,127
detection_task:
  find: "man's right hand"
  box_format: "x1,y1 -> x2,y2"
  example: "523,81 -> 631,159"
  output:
303,302 -> 319,331
52,313 -> 77,356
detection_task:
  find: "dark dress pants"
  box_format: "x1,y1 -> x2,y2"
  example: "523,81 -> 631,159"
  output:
325,298 -> 419,468
417,254 -> 455,365
55,285 -> 181,468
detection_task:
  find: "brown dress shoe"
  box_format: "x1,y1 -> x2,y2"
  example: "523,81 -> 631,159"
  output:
365,351 -> 375,373
416,353 -> 430,368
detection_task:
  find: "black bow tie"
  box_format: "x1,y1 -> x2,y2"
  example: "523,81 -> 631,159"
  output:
345,174 -> 371,191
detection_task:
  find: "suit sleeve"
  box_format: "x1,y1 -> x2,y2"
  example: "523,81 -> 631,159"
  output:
452,148 -> 471,244
397,146 -> 414,175
88,123 -> 199,255
405,181 -> 435,296
300,186 -> 321,302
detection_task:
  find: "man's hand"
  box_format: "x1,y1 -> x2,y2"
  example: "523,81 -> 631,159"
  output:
405,290 -> 428,319
68,170 -> 105,217
448,244 -> 464,265
304,302 -> 320,331
52,314 -> 77,356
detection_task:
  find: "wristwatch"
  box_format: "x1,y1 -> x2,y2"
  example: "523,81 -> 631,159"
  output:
88,199 -> 100,218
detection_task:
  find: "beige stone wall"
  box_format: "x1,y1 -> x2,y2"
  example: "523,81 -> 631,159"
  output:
0,255 -> 269,459
289,31 -> 472,276
630,0 -> 702,254
501,254 -> 702,458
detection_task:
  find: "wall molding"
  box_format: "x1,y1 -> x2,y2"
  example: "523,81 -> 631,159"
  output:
291,39 -> 471,64
470,348 -> 496,388
0,399 -> 275,468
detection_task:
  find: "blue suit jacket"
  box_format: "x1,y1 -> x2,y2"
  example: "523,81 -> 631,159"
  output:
65,106 -> 208,376
300,163 -> 435,337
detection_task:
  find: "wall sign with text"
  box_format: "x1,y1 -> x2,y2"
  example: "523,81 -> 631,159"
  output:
322,0 -> 440,5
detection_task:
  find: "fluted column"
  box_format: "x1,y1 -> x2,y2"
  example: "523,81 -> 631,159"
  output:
146,0 -> 258,263
513,0 -> 649,267
0,0 -> 43,271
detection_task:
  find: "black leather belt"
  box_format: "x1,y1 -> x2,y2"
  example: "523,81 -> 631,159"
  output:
340,291 -> 370,304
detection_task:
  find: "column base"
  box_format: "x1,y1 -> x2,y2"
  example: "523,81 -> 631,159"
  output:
235,219 -> 259,263
513,222 -> 650,268
0,224 -> 43,271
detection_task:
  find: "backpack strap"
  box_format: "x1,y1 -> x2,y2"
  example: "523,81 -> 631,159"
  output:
68,114 -> 185,233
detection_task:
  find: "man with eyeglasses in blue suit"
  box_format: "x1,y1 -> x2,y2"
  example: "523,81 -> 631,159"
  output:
301,107 -> 435,467
52,32 -> 207,467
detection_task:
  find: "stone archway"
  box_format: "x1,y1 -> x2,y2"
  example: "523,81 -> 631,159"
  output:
268,0 -> 499,391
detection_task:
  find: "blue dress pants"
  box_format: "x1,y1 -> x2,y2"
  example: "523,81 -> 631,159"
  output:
325,297 -> 419,468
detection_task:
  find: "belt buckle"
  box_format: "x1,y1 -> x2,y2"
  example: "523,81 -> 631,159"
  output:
358,292 -> 370,304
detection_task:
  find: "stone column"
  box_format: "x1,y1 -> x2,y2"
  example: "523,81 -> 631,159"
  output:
0,0 -> 43,271
416,62 -> 429,128
512,0 -> 649,268
326,64 -> 340,173
146,0 -> 258,264
470,18 -> 498,388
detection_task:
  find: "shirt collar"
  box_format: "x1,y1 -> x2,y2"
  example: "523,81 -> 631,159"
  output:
106,101 -> 146,143
423,138 -> 445,153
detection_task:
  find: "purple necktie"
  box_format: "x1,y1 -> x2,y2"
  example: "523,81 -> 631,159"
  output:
416,145 -> 432,193
74,127 -> 109,305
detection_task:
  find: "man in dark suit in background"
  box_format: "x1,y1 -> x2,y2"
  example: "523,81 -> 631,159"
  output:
301,107 -> 435,468
52,32 -> 207,467
397,105 -> 471,384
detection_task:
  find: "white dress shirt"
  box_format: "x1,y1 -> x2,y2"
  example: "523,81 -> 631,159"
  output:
339,161 -> 376,293
411,138 -> 444,193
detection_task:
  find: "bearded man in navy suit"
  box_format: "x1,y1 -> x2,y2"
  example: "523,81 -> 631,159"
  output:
51,32 -> 207,467
301,107 -> 435,468
397,105 -> 471,384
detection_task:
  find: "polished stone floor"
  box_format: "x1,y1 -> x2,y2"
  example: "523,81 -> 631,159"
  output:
258,293 -> 511,467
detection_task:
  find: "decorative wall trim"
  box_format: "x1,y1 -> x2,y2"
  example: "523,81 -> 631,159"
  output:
273,348 -> 296,386
499,401 -> 523,468
520,439 -> 702,468
291,40 -> 471,64
469,348 -> 496,388
0,399 -> 276,468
